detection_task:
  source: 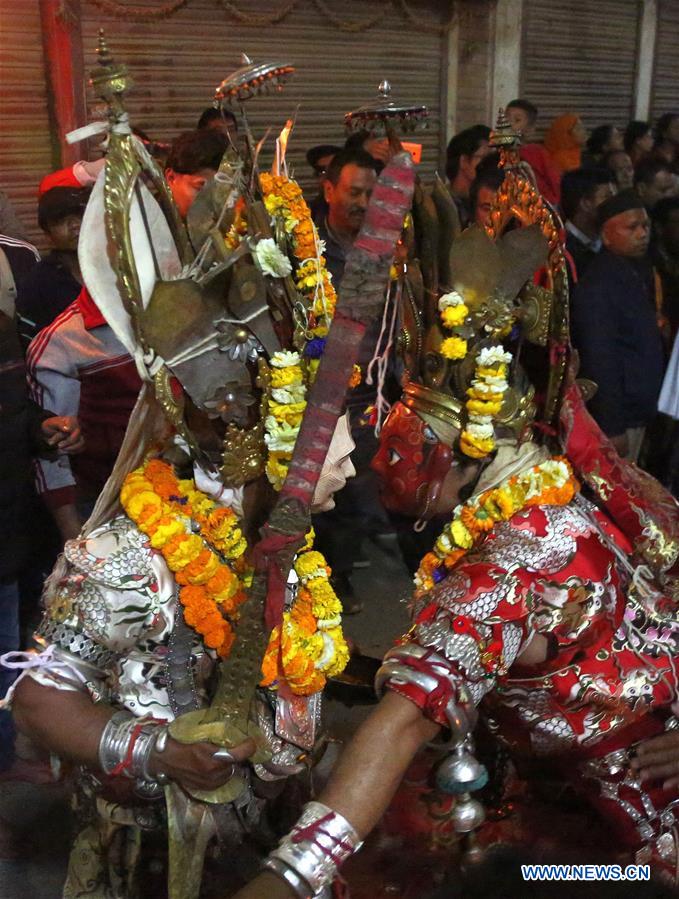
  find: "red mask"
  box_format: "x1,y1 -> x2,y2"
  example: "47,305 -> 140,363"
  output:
371,401 -> 453,518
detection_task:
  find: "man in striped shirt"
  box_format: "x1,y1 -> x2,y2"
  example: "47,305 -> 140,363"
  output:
26,287 -> 140,541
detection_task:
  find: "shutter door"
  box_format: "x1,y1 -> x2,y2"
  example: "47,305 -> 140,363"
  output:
0,1 -> 54,248
652,0 -> 679,117
521,0 -> 641,135
79,0 -> 447,191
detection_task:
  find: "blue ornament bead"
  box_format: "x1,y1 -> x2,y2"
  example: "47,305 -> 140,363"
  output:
436,767 -> 488,794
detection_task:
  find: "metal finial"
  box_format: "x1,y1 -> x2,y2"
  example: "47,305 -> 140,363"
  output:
96,29 -> 113,67
490,107 -> 520,149
240,52 -> 252,65
378,79 -> 391,98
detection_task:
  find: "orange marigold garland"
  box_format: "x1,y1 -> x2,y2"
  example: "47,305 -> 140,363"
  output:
260,530 -> 350,696
121,460 -> 349,694
414,457 -> 579,595
120,459 -> 251,659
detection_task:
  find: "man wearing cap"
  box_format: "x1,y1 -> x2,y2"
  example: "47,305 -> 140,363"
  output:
571,189 -> 664,461
305,143 -> 340,221
15,186 -> 90,347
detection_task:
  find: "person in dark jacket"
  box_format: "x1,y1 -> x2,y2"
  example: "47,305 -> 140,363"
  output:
561,167 -> 616,282
15,186 -> 89,347
570,190 -> 664,461
0,306 -> 82,777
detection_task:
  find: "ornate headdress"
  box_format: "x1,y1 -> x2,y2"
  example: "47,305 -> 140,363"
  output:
395,108 -> 570,459
80,36 -> 338,494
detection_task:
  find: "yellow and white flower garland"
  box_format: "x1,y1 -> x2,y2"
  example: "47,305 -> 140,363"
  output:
438,289 -> 469,361
415,457 -> 577,594
460,346 -> 512,459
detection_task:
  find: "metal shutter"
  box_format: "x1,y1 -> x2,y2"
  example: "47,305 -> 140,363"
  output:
79,0 -> 447,191
520,0 -> 641,135
652,0 -> 679,117
0,1 -> 55,248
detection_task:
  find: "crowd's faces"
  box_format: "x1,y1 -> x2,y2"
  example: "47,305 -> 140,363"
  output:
507,107 -> 535,141
570,118 -> 588,146
634,129 -> 655,157
474,185 -> 498,228
607,151 -> 635,190
637,170 -> 677,211
604,127 -> 624,153
166,167 -> 217,220
313,153 -> 335,191
46,213 -> 83,252
459,141 -> 491,188
602,208 -> 651,258
581,182 -> 617,223
324,163 -> 377,237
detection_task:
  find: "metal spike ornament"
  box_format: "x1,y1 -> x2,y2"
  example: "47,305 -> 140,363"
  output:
489,106 -> 522,169
345,79 -> 428,135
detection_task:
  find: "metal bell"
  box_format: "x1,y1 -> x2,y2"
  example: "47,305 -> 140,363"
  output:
450,793 -> 486,833
436,745 -> 488,795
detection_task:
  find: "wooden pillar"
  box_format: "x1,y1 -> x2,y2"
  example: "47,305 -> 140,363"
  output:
490,0 -> 524,120
40,0 -> 87,167
441,2 -> 461,159
634,0 -> 658,120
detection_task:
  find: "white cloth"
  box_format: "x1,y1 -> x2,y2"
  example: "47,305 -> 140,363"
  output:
658,329 -> 679,419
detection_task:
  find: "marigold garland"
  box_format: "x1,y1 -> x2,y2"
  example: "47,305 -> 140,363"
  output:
259,172 -> 336,343
258,172 -> 347,490
414,457 -> 578,595
120,460 -> 251,658
121,460 -> 348,694
261,529 -> 350,696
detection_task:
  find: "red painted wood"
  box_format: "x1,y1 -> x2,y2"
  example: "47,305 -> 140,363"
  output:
39,0 -> 87,166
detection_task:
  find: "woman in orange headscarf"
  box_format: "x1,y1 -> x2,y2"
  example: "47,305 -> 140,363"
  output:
544,113 -> 588,173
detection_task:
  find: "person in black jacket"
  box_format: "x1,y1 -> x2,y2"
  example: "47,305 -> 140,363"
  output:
0,308 -> 82,776
15,186 -> 89,347
570,190 -> 665,462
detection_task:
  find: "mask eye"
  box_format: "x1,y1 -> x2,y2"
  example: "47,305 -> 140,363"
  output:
388,447 -> 402,466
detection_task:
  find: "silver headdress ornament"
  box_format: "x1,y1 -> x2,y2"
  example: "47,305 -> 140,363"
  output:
214,53 -> 295,106
344,79 -> 428,134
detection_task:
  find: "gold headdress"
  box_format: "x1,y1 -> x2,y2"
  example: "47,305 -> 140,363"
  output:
396,108 -> 570,457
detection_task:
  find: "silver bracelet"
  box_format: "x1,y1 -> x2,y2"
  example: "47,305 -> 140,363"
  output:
267,801 -> 362,895
98,712 -> 169,785
262,857 -> 314,899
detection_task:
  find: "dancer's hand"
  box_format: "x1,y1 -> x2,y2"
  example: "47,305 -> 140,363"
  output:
150,737 -> 256,792
631,731 -> 679,790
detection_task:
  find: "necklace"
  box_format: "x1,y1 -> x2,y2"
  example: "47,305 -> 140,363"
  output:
415,456 -> 579,595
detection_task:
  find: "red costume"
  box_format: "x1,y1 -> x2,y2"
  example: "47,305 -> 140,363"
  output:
376,384 -> 679,867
